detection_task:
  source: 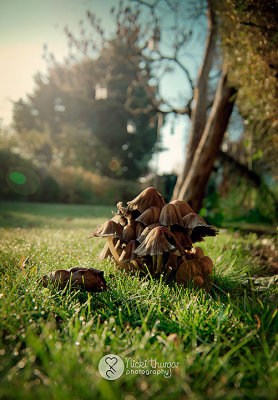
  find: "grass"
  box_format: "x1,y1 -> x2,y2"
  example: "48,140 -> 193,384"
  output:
0,201 -> 278,400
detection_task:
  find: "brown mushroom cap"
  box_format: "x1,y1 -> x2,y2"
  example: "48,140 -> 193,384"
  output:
135,226 -> 184,257
111,213 -> 127,227
119,240 -> 138,262
176,260 -> 203,286
199,256 -> 213,275
192,246 -> 205,259
170,200 -> 194,217
122,224 -> 136,242
70,268 -> 107,292
171,227 -> 192,249
127,187 -> 166,213
137,223 -> 161,243
159,204 -> 184,227
135,206 -> 161,226
42,269 -> 70,288
182,213 -> 218,242
135,222 -> 145,239
88,219 -> 123,238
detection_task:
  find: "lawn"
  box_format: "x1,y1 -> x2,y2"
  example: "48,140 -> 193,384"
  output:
0,201 -> 277,400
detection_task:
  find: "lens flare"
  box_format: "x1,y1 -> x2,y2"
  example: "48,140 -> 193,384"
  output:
9,172 -> 27,185
7,167 -> 40,195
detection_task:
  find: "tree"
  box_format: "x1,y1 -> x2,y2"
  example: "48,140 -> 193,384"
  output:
12,30 -> 158,179
108,0 -> 237,211
216,0 -> 278,177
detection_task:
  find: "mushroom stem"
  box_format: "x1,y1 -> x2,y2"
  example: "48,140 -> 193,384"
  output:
131,260 -> 140,270
151,255 -> 156,276
108,237 -> 121,264
156,254 -> 164,276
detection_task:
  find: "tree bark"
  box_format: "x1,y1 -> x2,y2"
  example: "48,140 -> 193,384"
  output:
172,1 -> 217,199
177,66 -> 237,211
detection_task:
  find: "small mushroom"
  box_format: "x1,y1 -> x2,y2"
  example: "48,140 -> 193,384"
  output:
70,268 -> 107,292
137,223 -> 161,243
192,246 -> 205,259
135,222 -> 145,239
171,226 -> 192,249
170,199 -> 194,217
198,256 -> 213,275
111,213 -> 127,227
135,206 -> 161,226
135,226 -> 184,275
182,213 -> 218,242
88,220 -> 123,238
119,240 -> 138,262
122,224 -> 136,242
88,220 -> 123,263
42,269 -> 70,289
159,204 -> 183,227
127,187 -> 166,213
184,246 -> 205,260
176,260 -> 203,287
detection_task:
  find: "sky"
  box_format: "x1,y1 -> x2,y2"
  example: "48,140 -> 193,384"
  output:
0,0 -> 206,174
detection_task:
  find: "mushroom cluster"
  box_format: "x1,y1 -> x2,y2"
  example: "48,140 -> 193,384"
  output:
89,187 -> 218,289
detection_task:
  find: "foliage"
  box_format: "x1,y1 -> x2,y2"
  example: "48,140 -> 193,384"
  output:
1,202 -> 278,399
216,0 -> 278,175
201,175 -> 278,226
0,148 -> 141,205
12,31 -> 158,179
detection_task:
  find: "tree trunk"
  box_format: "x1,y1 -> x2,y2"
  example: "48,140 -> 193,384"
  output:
177,66 -> 237,211
172,1 -> 217,199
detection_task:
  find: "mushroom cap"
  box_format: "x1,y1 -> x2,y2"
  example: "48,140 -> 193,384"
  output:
135,222 -> 145,239
119,240 -> 138,262
182,213 -> 218,242
171,227 -> 192,249
176,260 -> 202,285
88,219 -> 123,238
135,206 -> 161,226
42,269 -> 70,288
199,256 -> 213,275
70,268 -> 107,292
135,226 -> 184,257
137,222 -> 161,243
191,246 -> 205,259
170,200 -> 194,217
122,224 -> 136,242
127,187 -> 166,213
111,213 -> 127,227
159,203 -> 184,227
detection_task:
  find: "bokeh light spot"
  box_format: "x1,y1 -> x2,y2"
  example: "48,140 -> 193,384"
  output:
9,171 -> 27,185
109,158 -> 120,171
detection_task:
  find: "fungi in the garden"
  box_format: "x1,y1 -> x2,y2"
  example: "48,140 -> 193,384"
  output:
127,187 -> 166,213
90,186 -> 218,291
